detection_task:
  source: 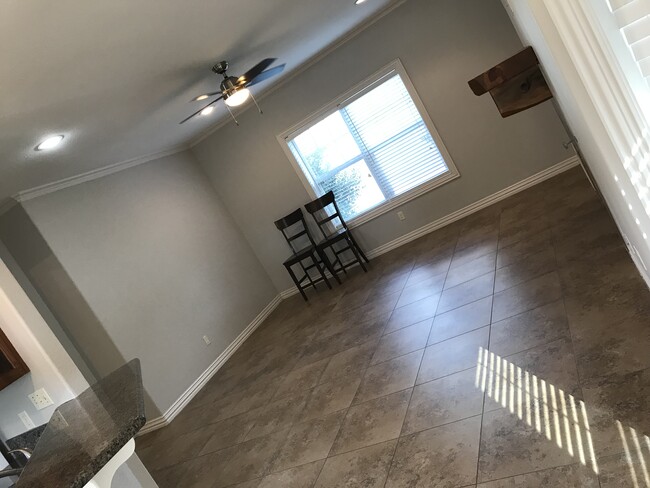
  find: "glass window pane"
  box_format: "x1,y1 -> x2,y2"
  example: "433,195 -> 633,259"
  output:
320,161 -> 385,220
286,65 -> 452,222
291,112 -> 361,179
344,75 -> 421,149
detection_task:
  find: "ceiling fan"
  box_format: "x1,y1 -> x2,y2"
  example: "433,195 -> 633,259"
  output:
180,58 -> 285,125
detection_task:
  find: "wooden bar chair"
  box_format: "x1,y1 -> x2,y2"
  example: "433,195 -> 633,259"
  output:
274,208 -> 334,301
304,191 -> 369,282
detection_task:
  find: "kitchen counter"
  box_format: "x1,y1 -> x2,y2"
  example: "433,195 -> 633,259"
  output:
15,359 -> 146,488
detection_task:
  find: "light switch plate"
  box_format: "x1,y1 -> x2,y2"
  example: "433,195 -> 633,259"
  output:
29,388 -> 54,411
18,411 -> 35,429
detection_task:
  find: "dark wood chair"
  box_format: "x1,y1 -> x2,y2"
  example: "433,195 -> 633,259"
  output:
274,208 -> 335,301
304,191 -> 369,281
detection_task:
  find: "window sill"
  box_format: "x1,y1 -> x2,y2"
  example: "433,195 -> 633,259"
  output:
346,169 -> 460,229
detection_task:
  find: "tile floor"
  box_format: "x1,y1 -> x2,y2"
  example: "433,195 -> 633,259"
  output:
137,167 -> 650,487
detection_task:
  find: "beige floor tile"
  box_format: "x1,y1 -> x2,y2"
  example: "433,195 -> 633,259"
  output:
478,409 -> 584,482
582,368 -> 650,458
331,389 -> 410,455
445,251 -> 496,289
245,391 -> 309,440
417,326 -> 489,384
477,463 -> 599,487
257,460 -> 324,488
200,407 -> 262,455
597,450 -> 650,488
386,416 -> 481,488
314,440 -> 396,488
273,357 -> 329,400
319,340 -> 378,384
271,411 -> 345,472
385,294 -> 440,333
437,272 -> 494,314
354,349 -> 423,404
396,273 -> 445,308
298,374 -> 362,422
489,299 -> 569,357
429,296 -> 492,345
372,320 -> 431,364
494,247 -> 557,293
492,271 -> 562,322
403,368 -> 484,435
182,429 -> 289,488
483,337 -> 581,413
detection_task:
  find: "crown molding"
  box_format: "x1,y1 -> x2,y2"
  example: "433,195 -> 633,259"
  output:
0,198 -> 18,216
15,145 -> 189,202
189,0 -> 410,147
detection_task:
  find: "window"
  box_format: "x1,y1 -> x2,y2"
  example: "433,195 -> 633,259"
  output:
279,60 -> 458,225
607,0 -> 650,87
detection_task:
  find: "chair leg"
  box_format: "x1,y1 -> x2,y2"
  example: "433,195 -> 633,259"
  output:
318,248 -> 341,284
299,260 -> 317,290
313,253 -> 332,290
285,264 -> 307,301
347,232 -> 369,263
347,236 -> 367,272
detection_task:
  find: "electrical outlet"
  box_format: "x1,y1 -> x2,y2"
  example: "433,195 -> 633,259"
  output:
397,211 -> 406,221
28,388 -> 54,411
202,335 -> 211,345
49,411 -> 69,431
18,411 -> 35,429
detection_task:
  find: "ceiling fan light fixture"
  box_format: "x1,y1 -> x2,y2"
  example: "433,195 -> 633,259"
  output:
200,106 -> 215,116
36,135 -> 64,151
224,88 -> 251,107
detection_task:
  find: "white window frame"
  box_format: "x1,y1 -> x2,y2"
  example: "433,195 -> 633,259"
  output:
277,59 -> 459,228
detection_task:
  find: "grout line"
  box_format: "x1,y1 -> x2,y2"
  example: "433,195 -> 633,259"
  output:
476,460 -> 596,486
473,212 -> 500,486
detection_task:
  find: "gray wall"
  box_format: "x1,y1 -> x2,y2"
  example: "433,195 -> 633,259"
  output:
7,150 -> 277,415
192,0 -> 572,291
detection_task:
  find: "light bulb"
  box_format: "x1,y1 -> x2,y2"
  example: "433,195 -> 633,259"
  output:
36,135 -> 64,151
225,88 -> 251,107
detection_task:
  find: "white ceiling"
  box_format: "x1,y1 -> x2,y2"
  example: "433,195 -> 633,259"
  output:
0,0 -> 398,199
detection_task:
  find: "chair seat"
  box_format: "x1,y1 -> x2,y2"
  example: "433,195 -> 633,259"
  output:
282,245 -> 317,266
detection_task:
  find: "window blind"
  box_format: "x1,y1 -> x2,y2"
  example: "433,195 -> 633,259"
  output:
342,75 -> 448,199
608,0 -> 650,84
286,71 -> 451,221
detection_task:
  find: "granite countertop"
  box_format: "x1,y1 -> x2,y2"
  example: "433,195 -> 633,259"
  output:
15,359 -> 146,488
7,425 -> 47,452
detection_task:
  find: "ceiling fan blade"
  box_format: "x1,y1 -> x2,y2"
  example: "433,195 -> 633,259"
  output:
191,91 -> 221,102
245,64 -> 286,87
179,96 -> 223,124
236,58 -> 277,86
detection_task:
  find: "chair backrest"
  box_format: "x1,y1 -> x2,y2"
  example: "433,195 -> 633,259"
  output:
274,208 -> 316,253
304,191 -> 348,238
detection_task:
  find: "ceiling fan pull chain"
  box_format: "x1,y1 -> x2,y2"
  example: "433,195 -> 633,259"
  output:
249,91 -> 263,116
225,104 -> 240,126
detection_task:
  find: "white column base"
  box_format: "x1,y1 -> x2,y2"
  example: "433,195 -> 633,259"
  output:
83,438 -> 135,488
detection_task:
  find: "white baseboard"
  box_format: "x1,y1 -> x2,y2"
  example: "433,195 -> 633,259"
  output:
279,156 -> 581,297
138,294 -> 283,435
140,156 -> 580,434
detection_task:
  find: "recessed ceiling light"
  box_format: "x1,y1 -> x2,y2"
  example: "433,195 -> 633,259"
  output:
36,135 -> 64,151
355,0 -> 368,4
201,106 -> 215,116
195,94 -> 209,101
